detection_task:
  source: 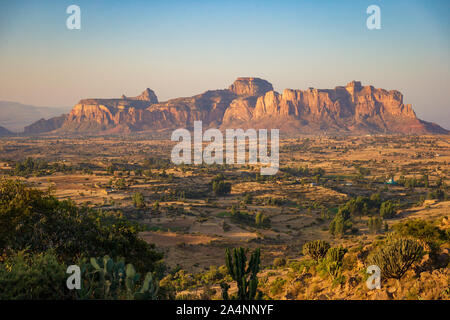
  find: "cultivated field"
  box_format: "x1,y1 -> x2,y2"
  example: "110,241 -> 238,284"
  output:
1,134 -> 448,299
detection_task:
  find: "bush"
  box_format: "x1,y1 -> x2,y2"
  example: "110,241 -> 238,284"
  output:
367,238 -> 423,279
368,216 -> 383,234
78,255 -> 159,300
392,219 -> 449,257
326,246 -> 347,264
319,247 -> 347,280
302,240 -> 330,261
269,277 -> 286,296
0,250 -> 71,300
132,192 -> 146,208
380,200 -> 396,219
392,219 -> 449,244
255,212 -> 271,228
0,179 -> 162,273
329,208 -> 353,236
273,257 -> 286,267
211,175 -> 231,196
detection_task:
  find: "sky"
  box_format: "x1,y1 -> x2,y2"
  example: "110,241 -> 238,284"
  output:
0,0 -> 449,128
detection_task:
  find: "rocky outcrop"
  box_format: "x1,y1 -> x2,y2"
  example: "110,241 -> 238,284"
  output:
228,77 -> 273,97
121,88 -> 158,103
26,78 -> 448,135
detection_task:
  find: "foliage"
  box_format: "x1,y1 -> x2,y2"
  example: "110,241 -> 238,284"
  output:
380,200 -> 397,219
302,240 -> 330,261
13,157 -> 74,176
78,255 -> 158,300
326,247 -> 346,278
392,219 -> 449,257
368,216 -> 383,234
273,257 -> 286,268
0,250 -> 71,300
269,277 -> 286,296
255,212 -> 271,228
392,219 -> 449,245
224,247 -> 261,300
132,192 -> 146,208
368,238 -> 423,279
329,207 -> 353,236
211,174 -> 231,196
427,189 -> 447,201
0,178 -> 162,272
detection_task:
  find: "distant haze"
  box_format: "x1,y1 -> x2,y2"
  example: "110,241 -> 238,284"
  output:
0,0 -> 449,129
0,101 -> 71,132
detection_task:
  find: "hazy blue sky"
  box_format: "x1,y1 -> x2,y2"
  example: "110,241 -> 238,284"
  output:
0,0 -> 449,128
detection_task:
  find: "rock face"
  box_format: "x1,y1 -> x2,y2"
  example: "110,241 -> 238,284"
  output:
28,78 -> 448,135
222,80 -> 442,134
228,77 -> 273,96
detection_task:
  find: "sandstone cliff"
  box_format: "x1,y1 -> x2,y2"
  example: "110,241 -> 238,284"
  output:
27,78 -> 448,135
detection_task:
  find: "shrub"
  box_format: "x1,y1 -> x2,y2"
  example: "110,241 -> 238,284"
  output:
320,247 -> 347,280
302,240 -> 330,261
326,246 -> 347,264
329,208 -> 353,236
269,277 -> 287,296
368,216 -> 383,234
211,174 -> 231,196
0,179 -> 162,273
273,257 -> 286,267
0,250 -> 71,300
380,200 -> 396,219
255,212 -> 271,228
392,219 -> 449,257
367,238 -> 423,279
78,255 -> 158,300
132,192 -> 146,208
427,189 -> 446,201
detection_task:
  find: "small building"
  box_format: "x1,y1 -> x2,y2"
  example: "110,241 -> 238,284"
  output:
386,177 -> 397,185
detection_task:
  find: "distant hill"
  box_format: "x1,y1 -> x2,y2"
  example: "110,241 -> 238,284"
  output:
0,125 -> 13,136
22,78 -> 449,135
24,114 -> 67,134
0,101 -> 71,132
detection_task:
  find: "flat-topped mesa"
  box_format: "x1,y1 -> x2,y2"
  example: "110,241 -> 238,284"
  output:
78,88 -> 158,107
229,77 -> 274,96
31,78 -> 447,135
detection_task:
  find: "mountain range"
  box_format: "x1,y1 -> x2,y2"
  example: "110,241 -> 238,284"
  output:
22,78 -> 449,135
0,101 -> 71,133
0,125 -> 12,137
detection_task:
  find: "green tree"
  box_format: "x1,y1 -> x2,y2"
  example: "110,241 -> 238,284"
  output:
0,179 -> 162,272
223,247 -> 261,300
380,200 -> 396,219
132,192 -> 146,208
